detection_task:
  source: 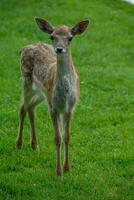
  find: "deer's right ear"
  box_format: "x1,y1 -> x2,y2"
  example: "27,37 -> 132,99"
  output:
35,17 -> 54,34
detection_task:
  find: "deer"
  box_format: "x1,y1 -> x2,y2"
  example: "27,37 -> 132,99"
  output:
16,17 -> 89,176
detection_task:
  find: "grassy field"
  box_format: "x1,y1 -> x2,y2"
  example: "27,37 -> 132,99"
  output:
0,0 -> 134,199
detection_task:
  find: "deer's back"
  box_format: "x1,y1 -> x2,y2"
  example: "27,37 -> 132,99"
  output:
21,43 -> 56,80
20,43 -> 57,99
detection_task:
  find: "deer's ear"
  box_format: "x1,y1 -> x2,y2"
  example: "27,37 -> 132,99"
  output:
71,20 -> 89,36
35,17 -> 54,34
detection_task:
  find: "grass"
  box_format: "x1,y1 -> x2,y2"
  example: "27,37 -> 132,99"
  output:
0,0 -> 134,199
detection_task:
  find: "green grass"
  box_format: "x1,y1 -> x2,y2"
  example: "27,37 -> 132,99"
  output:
0,0 -> 134,199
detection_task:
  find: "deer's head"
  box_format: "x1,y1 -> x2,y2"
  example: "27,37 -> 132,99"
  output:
35,17 -> 89,54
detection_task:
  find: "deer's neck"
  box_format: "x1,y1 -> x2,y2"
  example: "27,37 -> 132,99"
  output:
56,50 -> 74,79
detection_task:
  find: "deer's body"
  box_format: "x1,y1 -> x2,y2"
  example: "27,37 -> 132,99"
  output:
21,42 -> 78,116
16,19 -> 89,176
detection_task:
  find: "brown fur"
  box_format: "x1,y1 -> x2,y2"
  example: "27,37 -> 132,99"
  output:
16,19 -> 89,176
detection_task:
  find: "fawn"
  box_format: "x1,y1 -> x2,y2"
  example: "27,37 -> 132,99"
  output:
16,17 -> 89,176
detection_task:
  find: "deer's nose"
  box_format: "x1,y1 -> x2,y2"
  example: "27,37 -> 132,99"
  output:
55,47 -> 64,53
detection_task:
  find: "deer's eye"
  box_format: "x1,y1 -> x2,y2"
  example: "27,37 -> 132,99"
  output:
68,37 -> 73,42
50,36 -> 54,41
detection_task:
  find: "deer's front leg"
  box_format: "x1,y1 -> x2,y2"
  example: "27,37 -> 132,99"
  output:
51,111 -> 62,176
63,112 -> 72,172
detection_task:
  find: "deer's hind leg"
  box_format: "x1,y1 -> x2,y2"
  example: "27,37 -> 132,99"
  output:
16,77 -> 33,149
27,95 -> 44,149
16,77 -> 43,149
16,102 -> 26,149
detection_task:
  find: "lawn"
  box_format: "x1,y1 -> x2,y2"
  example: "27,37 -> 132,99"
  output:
0,0 -> 134,199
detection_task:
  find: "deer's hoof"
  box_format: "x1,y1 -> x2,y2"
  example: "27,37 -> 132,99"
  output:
63,163 -> 70,173
31,141 -> 38,150
16,140 -> 23,150
56,167 -> 62,176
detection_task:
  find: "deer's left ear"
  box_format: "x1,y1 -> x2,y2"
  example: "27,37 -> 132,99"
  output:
71,20 -> 89,36
35,17 -> 54,34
